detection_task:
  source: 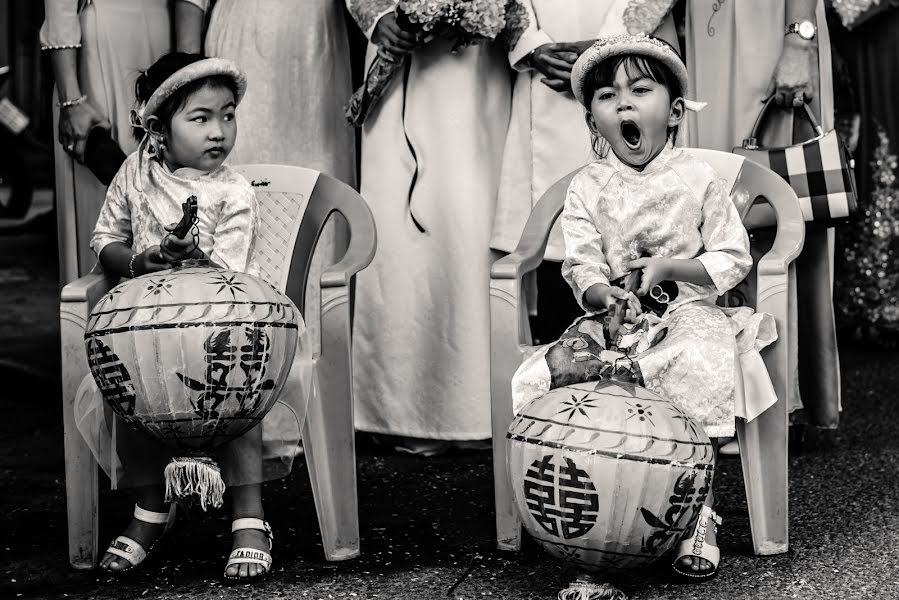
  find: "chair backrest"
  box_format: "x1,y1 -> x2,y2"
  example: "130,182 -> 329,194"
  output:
513,149 -> 804,272
232,164 -> 377,329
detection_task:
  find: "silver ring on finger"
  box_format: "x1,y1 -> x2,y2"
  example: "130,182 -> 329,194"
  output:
792,93 -> 804,107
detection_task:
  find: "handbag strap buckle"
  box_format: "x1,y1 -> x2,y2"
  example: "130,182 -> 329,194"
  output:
742,137 -> 758,150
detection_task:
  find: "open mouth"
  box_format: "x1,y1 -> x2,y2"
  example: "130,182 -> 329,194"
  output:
620,121 -> 642,149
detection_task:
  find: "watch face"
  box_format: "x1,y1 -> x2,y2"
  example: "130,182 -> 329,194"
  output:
798,21 -> 816,39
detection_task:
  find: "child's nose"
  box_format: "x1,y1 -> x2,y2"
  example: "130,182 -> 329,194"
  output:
208,121 -> 225,140
616,97 -> 634,112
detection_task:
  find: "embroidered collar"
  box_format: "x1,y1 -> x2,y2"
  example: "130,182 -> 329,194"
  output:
605,141 -> 676,176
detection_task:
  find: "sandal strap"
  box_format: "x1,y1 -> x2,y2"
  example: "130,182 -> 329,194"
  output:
106,535 -> 147,566
226,547 -> 272,572
232,518 -> 273,540
699,504 -> 723,526
133,504 -> 171,525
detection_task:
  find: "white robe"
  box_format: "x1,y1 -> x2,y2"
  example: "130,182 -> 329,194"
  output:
347,1 -> 512,439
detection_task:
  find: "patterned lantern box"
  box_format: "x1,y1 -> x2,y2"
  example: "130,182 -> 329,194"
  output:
507,379 -> 714,572
85,260 -> 299,507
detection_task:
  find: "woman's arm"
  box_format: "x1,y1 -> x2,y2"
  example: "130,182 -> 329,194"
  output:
174,0 -> 208,54
768,0 -> 820,107
42,0 -> 108,161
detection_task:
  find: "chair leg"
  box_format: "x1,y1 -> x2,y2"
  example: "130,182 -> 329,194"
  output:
738,269 -> 792,556
303,286 -> 360,561
60,307 -> 99,569
490,278 -> 528,552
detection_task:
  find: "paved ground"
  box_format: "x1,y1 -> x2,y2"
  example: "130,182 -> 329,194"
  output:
1,224 -> 898,600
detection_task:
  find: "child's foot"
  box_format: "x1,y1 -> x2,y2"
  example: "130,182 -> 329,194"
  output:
100,505 -> 172,572
223,518 -> 273,582
671,504 -> 721,581
675,513 -> 717,573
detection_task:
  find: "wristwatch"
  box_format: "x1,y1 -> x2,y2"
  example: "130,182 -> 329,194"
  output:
785,20 -> 816,40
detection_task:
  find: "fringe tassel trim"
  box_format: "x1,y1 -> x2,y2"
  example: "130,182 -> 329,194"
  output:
557,580 -> 628,600
164,456 -> 225,511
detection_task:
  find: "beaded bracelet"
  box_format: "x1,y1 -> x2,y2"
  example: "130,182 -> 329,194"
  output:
58,95 -> 87,109
129,253 -> 138,278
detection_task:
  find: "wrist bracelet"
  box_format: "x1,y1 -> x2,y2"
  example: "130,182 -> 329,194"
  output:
129,253 -> 138,278
58,95 -> 87,109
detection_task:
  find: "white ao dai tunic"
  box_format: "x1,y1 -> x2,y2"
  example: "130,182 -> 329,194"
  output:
512,146 -> 778,438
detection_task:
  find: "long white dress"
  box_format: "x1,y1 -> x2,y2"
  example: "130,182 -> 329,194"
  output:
347,1 -> 512,439
203,0 -> 356,186
684,0 -> 841,430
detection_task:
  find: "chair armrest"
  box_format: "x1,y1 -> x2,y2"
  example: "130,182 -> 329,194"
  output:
491,170 -> 577,281
315,178 -> 378,289
739,159 -> 805,277
60,270 -> 119,309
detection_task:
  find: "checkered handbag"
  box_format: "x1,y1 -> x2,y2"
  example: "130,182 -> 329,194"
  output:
734,99 -> 858,225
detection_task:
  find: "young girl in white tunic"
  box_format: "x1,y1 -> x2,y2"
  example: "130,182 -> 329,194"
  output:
77,53 -> 312,583
511,35 -> 778,581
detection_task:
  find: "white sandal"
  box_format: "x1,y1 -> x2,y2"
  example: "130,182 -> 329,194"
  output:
671,504 -> 722,581
103,504 -> 175,573
223,517 -> 273,583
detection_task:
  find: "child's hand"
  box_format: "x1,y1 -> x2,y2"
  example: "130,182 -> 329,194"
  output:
160,223 -> 200,263
628,257 -> 672,296
133,245 -> 170,276
585,283 -> 642,318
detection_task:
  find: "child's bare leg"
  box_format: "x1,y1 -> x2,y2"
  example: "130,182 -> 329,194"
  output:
101,427 -> 172,572
222,426 -> 270,580
100,484 -> 167,571
676,438 -> 719,574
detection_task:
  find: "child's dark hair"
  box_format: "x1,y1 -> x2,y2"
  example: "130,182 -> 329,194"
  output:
132,52 -> 238,142
583,51 -> 684,154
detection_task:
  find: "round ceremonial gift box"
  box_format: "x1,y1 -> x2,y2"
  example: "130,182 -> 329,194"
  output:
507,379 -> 714,572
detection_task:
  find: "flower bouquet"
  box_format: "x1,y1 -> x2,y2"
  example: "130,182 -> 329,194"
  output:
344,0 -> 529,128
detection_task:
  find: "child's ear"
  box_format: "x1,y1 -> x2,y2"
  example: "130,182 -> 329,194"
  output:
585,111 -> 599,135
668,97 -> 686,128
145,115 -> 165,138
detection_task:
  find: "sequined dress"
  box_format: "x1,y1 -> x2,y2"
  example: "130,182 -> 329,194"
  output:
511,146 -> 778,438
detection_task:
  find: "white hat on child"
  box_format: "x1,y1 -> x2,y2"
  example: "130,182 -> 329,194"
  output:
571,33 -> 706,112
140,57 -> 247,129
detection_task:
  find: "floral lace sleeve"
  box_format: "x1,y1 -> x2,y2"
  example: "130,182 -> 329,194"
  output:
695,177 -> 753,295
346,0 -> 398,40
561,174 -> 611,310
40,0 -> 82,50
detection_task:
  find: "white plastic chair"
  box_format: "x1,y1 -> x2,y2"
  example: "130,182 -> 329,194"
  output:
59,165 -> 376,568
489,149 -> 805,556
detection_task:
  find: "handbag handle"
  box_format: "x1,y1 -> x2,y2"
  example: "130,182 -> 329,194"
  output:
742,97 -> 824,150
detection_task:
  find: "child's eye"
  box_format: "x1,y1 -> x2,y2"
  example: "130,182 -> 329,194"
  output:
598,92 -> 614,100
633,87 -> 650,94
192,116 -> 207,123
223,113 -> 235,121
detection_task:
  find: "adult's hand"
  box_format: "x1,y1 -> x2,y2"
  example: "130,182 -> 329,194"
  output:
530,43 -> 579,91
373,11 -> 423,60
58,100 -> 109,163
766,38 -> 818,108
